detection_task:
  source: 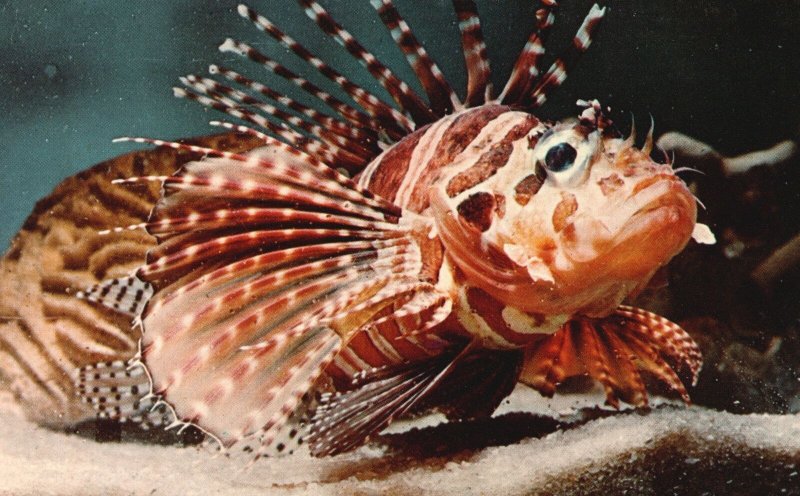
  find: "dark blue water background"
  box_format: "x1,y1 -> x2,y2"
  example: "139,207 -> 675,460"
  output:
2,0 -> 799,248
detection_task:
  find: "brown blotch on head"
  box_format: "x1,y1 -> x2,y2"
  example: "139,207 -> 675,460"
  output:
598,173 -> 624,196
494,193 -> 506,219
446,142 -> 513,197
446,116 -> 539,198
457,191 -> 496,232
514,174 -> 544,206
552,192 -> 578,232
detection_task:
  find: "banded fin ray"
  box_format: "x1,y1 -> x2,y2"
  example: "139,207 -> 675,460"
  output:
452,0 -> 493,106
369,0 -> 460,116
498,0 -> 557,104
233,5 -> 414,139
297,0 -> 435,125
524,3 -> 606,109
207,65 -> 377,149
520,306 -> 700,407
127,139 -> 448,454
76,276 -> 153,319
172,85 -> 367,173
217,36 -> 386,136
180,74 -> 375,161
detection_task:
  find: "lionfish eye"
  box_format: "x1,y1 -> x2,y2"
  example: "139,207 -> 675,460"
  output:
544,142 -> 578,172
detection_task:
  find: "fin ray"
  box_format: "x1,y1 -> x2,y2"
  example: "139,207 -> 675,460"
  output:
128,138 -> 448,454
452,0 -> 493,106
370,0 -> 460,115
520,307 -> 701,407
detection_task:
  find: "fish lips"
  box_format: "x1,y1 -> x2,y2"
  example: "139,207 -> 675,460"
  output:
560,177 -> 697,282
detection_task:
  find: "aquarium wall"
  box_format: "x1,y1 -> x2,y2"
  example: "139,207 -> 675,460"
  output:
2,0 -> 799,247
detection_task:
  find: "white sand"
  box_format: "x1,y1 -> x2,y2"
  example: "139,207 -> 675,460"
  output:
1,387 -> 799,496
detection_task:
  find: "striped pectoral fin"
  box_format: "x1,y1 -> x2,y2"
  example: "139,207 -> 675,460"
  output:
126,138 -> 446,457
75,359 -> 173,428
76,276 -> 153,319
520,307 -> 702,408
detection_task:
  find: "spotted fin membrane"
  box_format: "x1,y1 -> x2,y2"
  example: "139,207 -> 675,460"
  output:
76,276 -> 153,320
75,359 -> 172,429
96,0 -> 635,460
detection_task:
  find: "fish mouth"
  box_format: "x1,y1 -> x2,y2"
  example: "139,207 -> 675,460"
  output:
600,177 -> 697,278
614,177 -> 696,246
558,175 -> 696,282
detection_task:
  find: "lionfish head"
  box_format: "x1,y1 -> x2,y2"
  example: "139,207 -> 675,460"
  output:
433,103 -> 711,317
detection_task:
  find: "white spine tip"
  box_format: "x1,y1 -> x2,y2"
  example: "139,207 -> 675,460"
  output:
237,4 -> 249,17
173,87 -> 187,98
218,38 -> 238,53
111,137 -> 131,143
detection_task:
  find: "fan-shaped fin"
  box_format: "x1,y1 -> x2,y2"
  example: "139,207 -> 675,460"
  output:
614,305 -> 702,385
307,346 -> 467,457
520,306 -> 701,407
419,348 -> 524,421
122,139 -> 448,454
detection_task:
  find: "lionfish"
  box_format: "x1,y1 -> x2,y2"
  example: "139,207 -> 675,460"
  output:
75,0 -> 715,457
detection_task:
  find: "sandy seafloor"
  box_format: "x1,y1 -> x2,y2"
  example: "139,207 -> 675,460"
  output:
2,387 -> 799,496
3,1 -> 800,494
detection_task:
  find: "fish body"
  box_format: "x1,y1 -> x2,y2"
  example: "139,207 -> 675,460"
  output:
77,0 -> 712,457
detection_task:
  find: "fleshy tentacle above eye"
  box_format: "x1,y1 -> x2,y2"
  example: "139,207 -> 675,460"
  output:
120,137 -> 451,457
